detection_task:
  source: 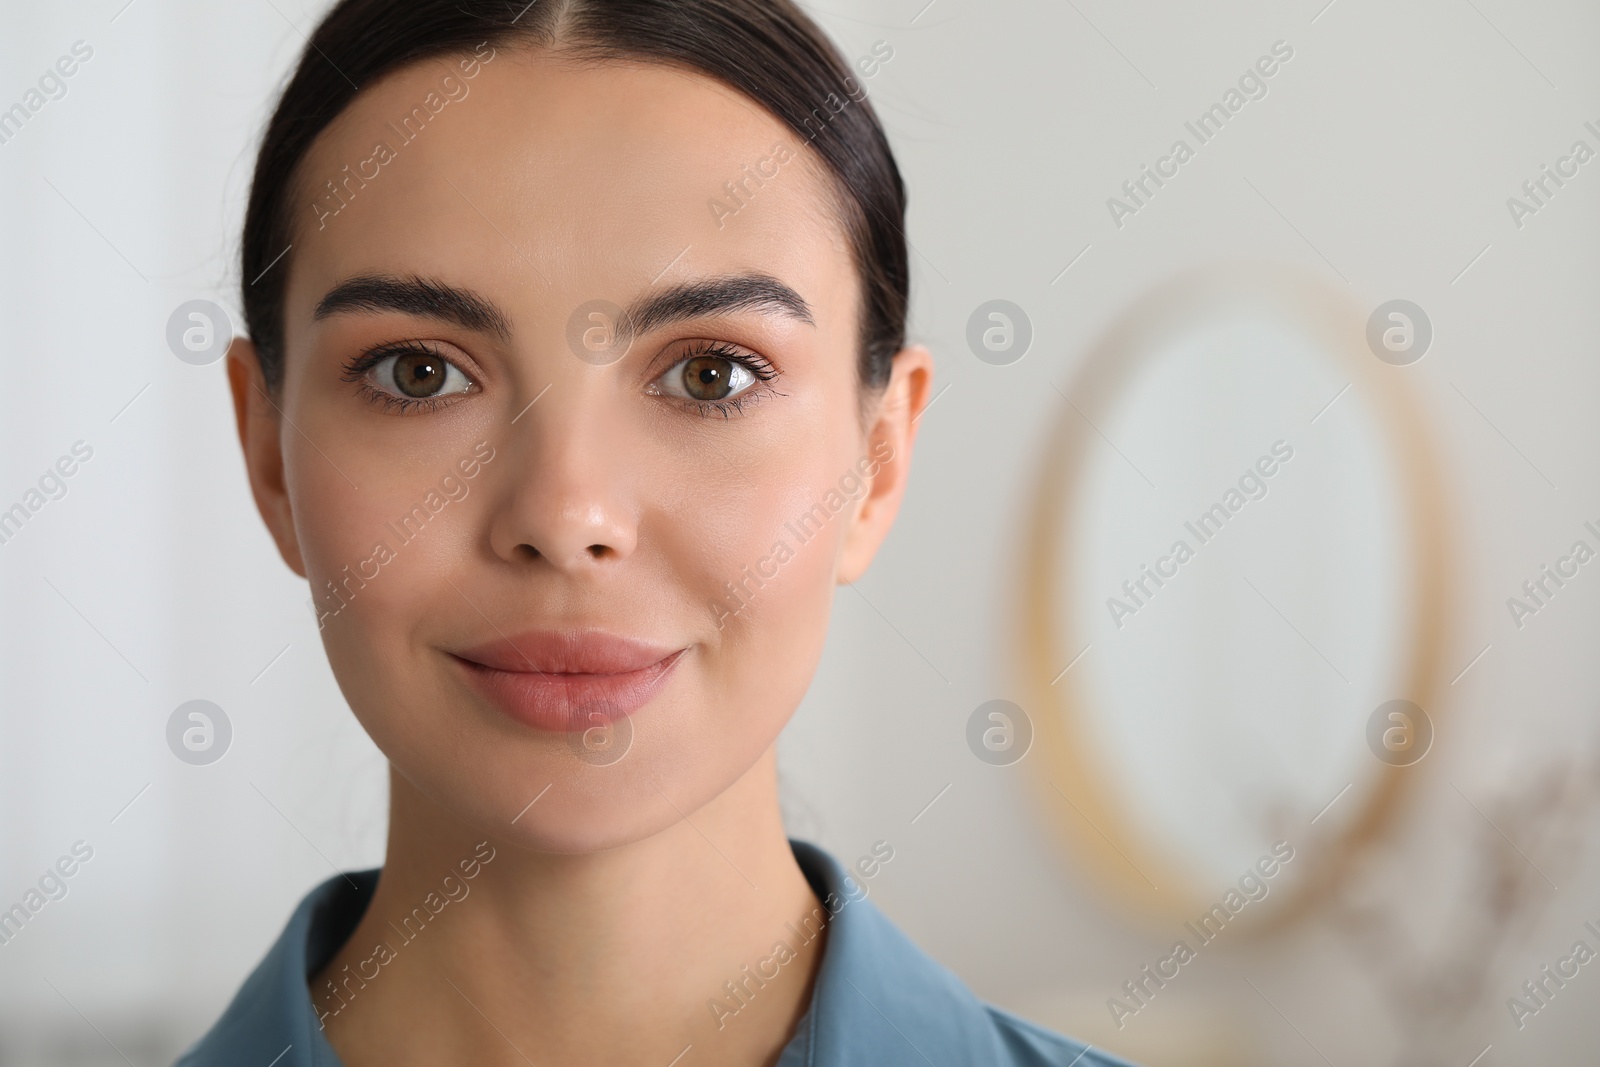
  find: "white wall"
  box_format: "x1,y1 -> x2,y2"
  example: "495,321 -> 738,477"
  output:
2,1 -> 1595,1064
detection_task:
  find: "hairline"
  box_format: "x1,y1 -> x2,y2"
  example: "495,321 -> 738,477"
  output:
270,40 -> 881,408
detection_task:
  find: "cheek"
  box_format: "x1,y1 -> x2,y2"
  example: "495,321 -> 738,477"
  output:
703,512 -> 836,733
657,436 -> 860,722
286,433 -> 480,687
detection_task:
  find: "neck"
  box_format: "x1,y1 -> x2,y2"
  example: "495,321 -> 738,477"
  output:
311,745 -> 826,1067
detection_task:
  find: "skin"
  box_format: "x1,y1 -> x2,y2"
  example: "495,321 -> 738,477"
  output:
228,44 -> 933,1067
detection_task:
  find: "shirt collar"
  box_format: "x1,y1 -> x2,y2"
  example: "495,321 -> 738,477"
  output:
784,839 -> 1014,1065
176,864 -> 371,1067
177,839 -> 1012,1066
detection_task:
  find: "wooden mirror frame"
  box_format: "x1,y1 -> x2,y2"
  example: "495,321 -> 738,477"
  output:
1018,263 -> 1452,934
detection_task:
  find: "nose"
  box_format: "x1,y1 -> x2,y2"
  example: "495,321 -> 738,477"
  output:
487,393 -> 638,572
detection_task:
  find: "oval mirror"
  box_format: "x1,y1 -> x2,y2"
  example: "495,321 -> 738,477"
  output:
1020,263 -> 1450,931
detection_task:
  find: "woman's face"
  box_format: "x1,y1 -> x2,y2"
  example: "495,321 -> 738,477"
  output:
231,48 -> 928,851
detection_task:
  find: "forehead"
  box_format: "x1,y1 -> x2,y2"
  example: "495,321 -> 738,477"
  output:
283,48 -> 854,338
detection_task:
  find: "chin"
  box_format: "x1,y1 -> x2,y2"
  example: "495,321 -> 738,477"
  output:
379,708 -> 764,855
503,804 -> 694,856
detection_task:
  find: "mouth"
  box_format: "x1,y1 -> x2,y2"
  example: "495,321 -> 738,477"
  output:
449,630 -> 688,733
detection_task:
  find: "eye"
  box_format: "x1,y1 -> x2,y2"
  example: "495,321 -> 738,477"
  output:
341,341 -> 476,411
647,343 -> 776,412
369,346 -> 472,399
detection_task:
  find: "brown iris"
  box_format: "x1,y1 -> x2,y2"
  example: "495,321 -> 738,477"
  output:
682,355 -> 734,401
394,351 -> 447,397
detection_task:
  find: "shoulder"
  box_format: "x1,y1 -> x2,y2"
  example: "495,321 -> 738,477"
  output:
984,1003 -> 1143,1067
173,868 -> 378,1067
786,839 -> 1143,1067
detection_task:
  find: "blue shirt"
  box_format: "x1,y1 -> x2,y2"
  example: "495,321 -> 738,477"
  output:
175,839 -> 1138,1066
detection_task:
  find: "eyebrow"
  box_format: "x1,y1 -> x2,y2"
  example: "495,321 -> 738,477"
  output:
313,274 -> 513,340
625,274 -> 815,335
311,271 -> 814,341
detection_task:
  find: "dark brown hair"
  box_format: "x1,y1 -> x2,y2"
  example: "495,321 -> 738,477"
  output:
240,0 -> 908,395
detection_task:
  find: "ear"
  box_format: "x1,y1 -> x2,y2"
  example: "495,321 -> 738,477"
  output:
227,337 -> 307,578
837,344 -> 935,584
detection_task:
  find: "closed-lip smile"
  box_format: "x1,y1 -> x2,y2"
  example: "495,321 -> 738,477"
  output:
450,629 -> 687,733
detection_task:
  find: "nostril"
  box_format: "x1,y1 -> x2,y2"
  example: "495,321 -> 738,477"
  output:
587,544 -> 607,558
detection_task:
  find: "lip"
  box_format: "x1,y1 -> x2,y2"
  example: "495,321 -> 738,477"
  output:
451,630 -> 687,733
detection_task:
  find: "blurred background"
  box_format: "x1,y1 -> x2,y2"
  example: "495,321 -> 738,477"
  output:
2,1 -> 1596,1064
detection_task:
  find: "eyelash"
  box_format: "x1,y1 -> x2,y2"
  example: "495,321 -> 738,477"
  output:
664,341 -> 784,419
337,339 -> 784,419
339,340 -> 468,415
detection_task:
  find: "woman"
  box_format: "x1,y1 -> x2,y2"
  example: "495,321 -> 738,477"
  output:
181,1 -> 1137,1064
